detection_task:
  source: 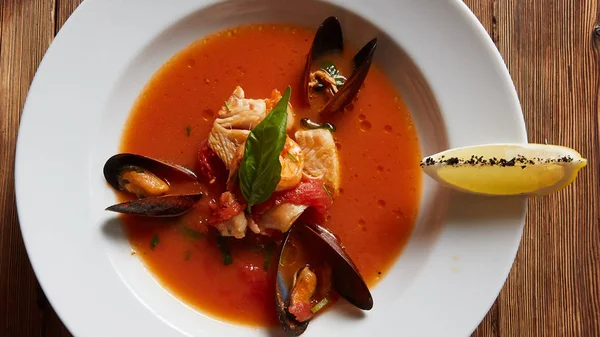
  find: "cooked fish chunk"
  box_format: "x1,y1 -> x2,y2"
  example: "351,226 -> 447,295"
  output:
217,86 -> 267,119
294,129 -> 341,194
208,86 -> 296,171
214,212 -> 248,239
207,124 -> 249,170
259,203 -> 308,233
217,110 -> 267,130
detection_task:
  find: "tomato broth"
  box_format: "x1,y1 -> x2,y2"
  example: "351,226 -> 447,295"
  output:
118,23 -> 422,327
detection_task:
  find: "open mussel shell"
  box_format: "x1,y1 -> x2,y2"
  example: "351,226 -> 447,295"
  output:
105,192 -> 203,217
301,16 -> 344,104
319,38 -> 377,118
275,225 -> 310,336
275,223 -> 373,335
301,223 -> 372,310
302,16 -> 378,118
103,153 -> 198,191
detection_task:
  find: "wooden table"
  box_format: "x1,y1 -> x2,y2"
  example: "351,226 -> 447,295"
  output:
1,1 -> 598,336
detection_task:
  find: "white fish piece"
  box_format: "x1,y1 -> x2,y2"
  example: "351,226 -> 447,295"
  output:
294,129 -> 341,194
214,212 -> 248,239
208,86 -> 295,170
258,203 -> 308,233
208,123 -> 249,170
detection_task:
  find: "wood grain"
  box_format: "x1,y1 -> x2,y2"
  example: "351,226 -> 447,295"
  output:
0,0 -> 598,336
466,0 -> 600,336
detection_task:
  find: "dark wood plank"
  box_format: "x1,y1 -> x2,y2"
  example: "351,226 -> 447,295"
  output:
55,0 -> 82,34
0,0 -> 54,335
0,0 -> 598,336
0,0 -> 73,336
467,0 -> 600,336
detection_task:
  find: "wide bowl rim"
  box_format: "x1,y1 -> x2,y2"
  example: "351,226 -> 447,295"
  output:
15,0 -> 527,336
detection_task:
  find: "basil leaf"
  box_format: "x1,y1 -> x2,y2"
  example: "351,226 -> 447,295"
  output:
238,86 -> 291,211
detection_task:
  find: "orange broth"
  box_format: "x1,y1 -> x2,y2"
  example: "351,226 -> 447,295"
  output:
118,23 -> 422,327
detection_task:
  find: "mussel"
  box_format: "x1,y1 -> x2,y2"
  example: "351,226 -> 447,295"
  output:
275,222 -> 372,336
103,153 -> 202,217
302,16 -> 377,118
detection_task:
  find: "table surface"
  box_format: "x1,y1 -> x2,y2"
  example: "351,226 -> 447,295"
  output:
1,0 -> 599,336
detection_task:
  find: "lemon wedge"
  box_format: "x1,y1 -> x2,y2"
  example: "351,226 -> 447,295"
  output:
420,144 -> 587,196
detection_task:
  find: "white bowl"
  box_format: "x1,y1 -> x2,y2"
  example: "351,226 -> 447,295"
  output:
15,0 -> 527,336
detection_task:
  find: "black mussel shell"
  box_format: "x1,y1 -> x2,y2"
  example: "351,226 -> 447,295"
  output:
302,16 -> 344,104
302,17 -> 378,118
105,193 -> 203,217
300,223 -> 372,310
103,153 -> 198,191
275,222 -> 373,335
275,226 -> 310,336
319,38 -> 377,118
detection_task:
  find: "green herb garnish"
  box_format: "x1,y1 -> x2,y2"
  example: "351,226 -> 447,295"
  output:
182,225 -> 204,240
263,242 -> 276,271
184,250 -> 192,261
150,235 -> 160,250
224,101 -> 231,112
185,125 -> 191,136
133,167 -> 145,173
238,86 -> 291,211
300,118 -> 336,132
322,61 -> 346,87
287,152 -> 299,163
216,236 -> 233,265
311,297 -> 330,314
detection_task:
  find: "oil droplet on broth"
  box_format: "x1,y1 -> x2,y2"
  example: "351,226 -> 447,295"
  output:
187,59 -> 196,68
359,120 -> 372,131
358,114 -> 367,121
376,165 -> 384,173
384,125 -> 393,133
377,200 -> 386,208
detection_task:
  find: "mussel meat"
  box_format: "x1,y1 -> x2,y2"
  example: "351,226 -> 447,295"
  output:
302,16 -> 377,118
103,153 -> 202,217
275,222 -> 372,335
